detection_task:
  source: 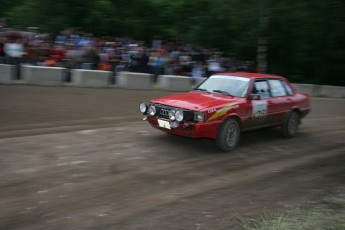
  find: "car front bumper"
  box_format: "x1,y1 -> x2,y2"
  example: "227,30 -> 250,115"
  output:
146,116 -> 220,139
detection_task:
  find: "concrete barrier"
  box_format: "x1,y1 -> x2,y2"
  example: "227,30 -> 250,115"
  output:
71,69 -> 112,87
292,84 -> 315,96
116,71 -> 152,89
292,84 -> 323,97
158,75 -> 192,91
319,85 -> 345,98
193,77 -> 207,87
0,64 -> 16,84
292,83 -> 345,98
21,65 -> 65,86
2,66 -> 344,98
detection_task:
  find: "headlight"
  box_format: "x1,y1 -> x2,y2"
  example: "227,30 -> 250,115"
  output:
168,110 -> 176,121
175,109 -> 184,122
139,102 -> 147,113
194,112 -> 205,122
147,105 -> 156,116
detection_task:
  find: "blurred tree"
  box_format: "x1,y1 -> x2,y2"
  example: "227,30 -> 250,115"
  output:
268,0 -> 345,85
314,0 -> 345,86
0,0 -> 22,19
82,0 -> 116,35
1,0 -> 344,85
257,0 -> 269,73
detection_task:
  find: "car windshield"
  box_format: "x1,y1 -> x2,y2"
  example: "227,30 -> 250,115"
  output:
195,75 -> 251,98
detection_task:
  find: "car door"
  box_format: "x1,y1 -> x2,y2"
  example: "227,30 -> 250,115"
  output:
267,79 -> 292,124
246,79 -> 274,128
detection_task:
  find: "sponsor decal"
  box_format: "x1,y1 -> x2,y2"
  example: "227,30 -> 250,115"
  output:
207,102 -> 238,121
252,101 -> 268,119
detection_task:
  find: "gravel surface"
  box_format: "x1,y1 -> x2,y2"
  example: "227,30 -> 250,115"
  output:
0,85 -> 344,229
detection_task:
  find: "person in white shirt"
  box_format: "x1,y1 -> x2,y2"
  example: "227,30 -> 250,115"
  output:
4,35 -> 25,79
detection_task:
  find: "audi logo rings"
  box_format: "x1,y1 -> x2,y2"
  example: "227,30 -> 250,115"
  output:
159,109 -> 169,116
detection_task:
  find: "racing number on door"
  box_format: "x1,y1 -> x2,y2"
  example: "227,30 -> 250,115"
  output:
252,101 -> 268,119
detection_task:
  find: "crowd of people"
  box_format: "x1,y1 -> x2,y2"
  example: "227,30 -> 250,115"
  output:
0,26 -> 257,81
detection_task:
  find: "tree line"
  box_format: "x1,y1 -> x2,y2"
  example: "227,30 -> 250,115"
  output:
1,0 -> 344,86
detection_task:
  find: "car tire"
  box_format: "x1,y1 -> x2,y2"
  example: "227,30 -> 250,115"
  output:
216,118 -> 240,152
281,111 -> 300,137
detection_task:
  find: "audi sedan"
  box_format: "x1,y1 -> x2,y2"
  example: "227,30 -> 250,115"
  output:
139,72 -> 310,152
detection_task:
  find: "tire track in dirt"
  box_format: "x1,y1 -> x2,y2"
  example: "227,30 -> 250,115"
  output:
1,122 -> 343,229
1,86 -> 344,229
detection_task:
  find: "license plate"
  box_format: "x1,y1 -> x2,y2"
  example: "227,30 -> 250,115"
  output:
158,119 -> 171,130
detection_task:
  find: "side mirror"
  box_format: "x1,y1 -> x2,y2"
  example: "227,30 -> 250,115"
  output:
248,94 -> 261,100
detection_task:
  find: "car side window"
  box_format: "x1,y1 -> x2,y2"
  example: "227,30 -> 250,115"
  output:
281,80 -> 294,95
268,79 -> 287,97
252,80 -> 271,98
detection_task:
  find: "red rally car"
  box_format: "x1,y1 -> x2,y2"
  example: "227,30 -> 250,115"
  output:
139,72 -> 310,152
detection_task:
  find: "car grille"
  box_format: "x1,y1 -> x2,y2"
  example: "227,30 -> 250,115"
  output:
155,105 -> 173,119
155,104 -> 194,122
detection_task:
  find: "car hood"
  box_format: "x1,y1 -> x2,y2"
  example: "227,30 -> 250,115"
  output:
151,91 -> 239,111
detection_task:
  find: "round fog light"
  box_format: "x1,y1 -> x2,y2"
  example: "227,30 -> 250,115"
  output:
170,121 -> 179,128
168,110 -> 176,121
147,105 -> 156,116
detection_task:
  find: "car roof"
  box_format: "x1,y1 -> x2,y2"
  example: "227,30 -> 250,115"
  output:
215,72 -> 285,80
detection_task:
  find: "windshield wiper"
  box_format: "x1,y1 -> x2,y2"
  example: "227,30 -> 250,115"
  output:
212,90 -> 232,96
194,88 -> 209,92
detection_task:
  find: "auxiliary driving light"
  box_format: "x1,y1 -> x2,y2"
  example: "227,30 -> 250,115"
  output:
170,121 -> 179,128
175,109 -> 184,122
168,110 -> 176,121
147,105 -> 156,116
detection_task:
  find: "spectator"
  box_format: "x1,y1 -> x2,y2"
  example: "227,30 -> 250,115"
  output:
115,49 -> 129,73
4,32 -> 24,64
178,50 -> 192,76
0,26 -> 258,80
191,61 -> 205,85
0,37 -> 5,63
43,58 -> 57,67
207,54 -> 223,77
152,35 -> 162,49
4,31 -> 24,79
81,45 -> 100,70
129,47 -> 149,73
55,29 -> 68,46
149,50 -> 165,83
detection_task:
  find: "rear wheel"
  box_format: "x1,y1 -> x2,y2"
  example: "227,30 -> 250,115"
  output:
281,111 -> 300,137
216,118 -> 240,152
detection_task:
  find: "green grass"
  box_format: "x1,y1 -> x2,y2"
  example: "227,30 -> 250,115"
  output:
235,193 -> 345,230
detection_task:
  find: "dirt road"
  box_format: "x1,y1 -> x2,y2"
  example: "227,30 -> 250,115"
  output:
0,85 -> 344,229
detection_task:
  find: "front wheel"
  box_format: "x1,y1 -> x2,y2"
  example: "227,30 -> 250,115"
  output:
281,111 -> 300,137
216,118 -> 240,152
